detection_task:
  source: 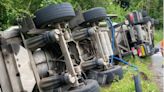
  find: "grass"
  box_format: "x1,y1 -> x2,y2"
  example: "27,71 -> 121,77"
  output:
101,56 -> 160,92
154,29 -> 163,44
101,28 -> 162,92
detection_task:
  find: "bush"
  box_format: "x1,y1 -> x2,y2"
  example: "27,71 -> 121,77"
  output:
0,0 -> 163,30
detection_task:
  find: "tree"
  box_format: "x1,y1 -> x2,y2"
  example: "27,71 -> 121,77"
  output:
0,0 -> 162,30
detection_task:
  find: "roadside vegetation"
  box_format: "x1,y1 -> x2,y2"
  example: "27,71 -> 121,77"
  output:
0,0 -> 163,92
0,0 -> 163,30
101,28 -> 162,92
154,29 -> 163,44
101,56 -> 160,92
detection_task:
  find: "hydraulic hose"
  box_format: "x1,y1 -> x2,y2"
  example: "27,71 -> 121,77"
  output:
113,56 -> 138,70
106,17 -> 142,92
106,17 -> 138,70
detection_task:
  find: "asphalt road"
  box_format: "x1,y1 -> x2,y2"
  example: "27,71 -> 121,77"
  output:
150,46 -> 164,92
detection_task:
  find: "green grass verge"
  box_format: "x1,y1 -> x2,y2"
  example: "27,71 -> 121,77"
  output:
154,29 -> 163,44
101,28 -> 162,92
101,56 -> 160,92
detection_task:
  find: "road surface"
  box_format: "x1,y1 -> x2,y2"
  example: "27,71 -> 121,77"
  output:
150,44 -> 164,92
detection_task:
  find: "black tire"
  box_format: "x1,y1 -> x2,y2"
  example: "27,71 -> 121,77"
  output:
68,79 -> 100,92
142,16 -> 151,24
99,65 -> 123,84
81,7 -> 107,25
88,65 -> 123,85
140,10 -> 148,17
151,18 -> 159,25
34,3 -> 75,28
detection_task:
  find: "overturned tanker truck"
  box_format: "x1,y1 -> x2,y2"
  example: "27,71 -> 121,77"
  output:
0,2 -> 124,92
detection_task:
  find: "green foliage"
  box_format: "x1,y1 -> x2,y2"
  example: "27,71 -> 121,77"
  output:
40,0 -> 62,8
0,1 -> 162,91
0,0 -> 40,30
0,0 -> 163,30
128,0 -> 163,29
94,23 -> 161,92
154,29 -> 163,44
101,57 -> 160,92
